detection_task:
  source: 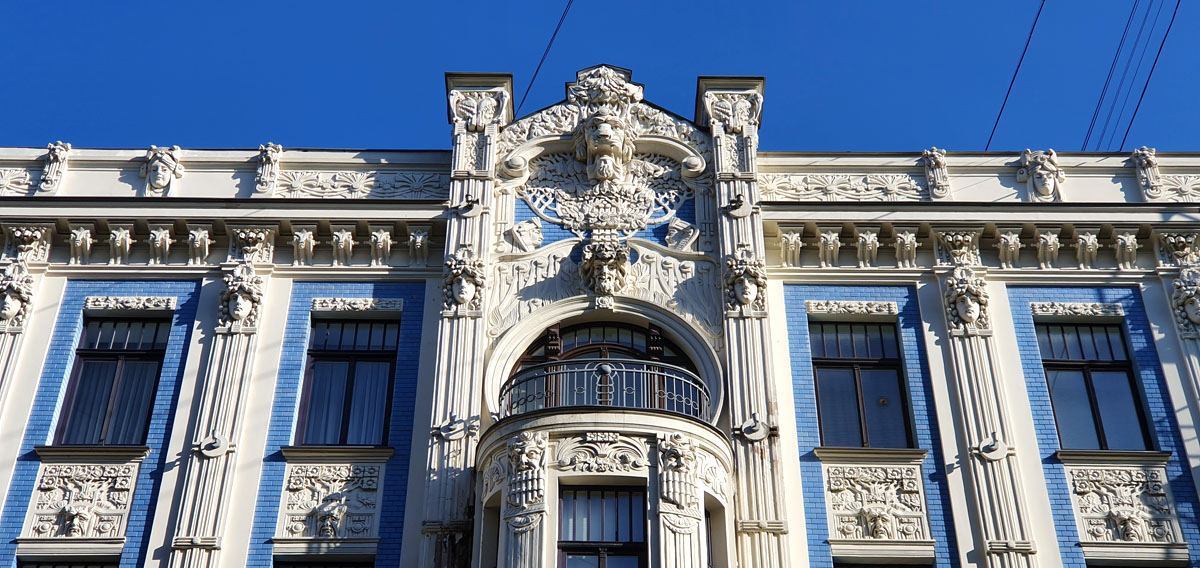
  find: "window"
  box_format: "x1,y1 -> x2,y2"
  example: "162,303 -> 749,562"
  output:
56,319 -> 170,445
1037,323 -> 1151,450
558,488 -> 647,568
810,322 -> 911,448
19,563 -> 119,568
274,563 -> 374,568
296,320 -> 399,445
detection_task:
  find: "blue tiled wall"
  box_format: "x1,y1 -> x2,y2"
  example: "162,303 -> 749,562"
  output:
1007,286 -> 1200,567
783,285 -> 960,568
0,280 -> 200,567
247,282 -> 425,566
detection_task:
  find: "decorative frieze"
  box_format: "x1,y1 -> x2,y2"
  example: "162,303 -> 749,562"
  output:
806,300 -> 898,319
310,298 -> 404,313
555,432 -> 649,473
922,147 -> 951,199
826,464 -> 927,541
1159,175 -> 1200,202
1017,149 -> 1064,203
3,224 -> 53,263
255,142 -> 282,195
278,463 -> 382,540
0,260 -> 35,332
84,296 -> 178,313
24,463 -> 139,540
39,141 -> 71,194
758,173 -> 925,202
1064,463 -> 1184,549
1030,302 -> 1124,319
140,145 -> 185,197
0,168 -> 33,196
275,170 -> 449,200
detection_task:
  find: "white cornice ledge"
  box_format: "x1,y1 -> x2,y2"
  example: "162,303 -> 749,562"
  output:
1030,301 -> 1124,321
83,295 -> 177,314
310,297 -> 404,313
1055,449 -> 1171,466
34,445 -> 151,463
827,539 -> 937,564
805,300 -> 899,321
270,537 -> 379,556
813,447 -> 927,464
15,537 -> 125,557
280,445 -> 395,463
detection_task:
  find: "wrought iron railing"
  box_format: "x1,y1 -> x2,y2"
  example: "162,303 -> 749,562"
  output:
498,358 -> 712,422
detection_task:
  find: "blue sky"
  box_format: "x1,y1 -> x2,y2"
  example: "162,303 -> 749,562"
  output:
1,1 -> 1195,152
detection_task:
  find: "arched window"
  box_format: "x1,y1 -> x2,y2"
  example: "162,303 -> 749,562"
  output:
513,322 -> 696,372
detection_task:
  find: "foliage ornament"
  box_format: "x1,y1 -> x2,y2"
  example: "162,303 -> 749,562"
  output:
218,261 -> 265,331
0,260 -> 34,332
944,266 -> 989,333
443,246 -> 486,315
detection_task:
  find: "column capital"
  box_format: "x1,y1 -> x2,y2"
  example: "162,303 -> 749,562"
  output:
695,76 -> 765,131
445,72 -> 514,127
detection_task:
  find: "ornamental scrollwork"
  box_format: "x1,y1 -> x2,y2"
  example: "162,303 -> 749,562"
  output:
1017,149 -> 1064,203
922,147 -> 950,199
1131,146 -> 1162,200
255,142 -> 282,195
0,260 -> 35,332
758,173 -> 926,202
26,463 -> 138,540
39,141 -> 70,194
218,261 -> 265,331
825,464 -> 927,541
1067,465 -> 1180,544
84,296 -> 178,312
555,432 -> 649,473
279,464 -> 381,540
1029,302 -> 1124,319
443,246 -> 486,316
805,300 -> 898,318
944,266 -> 989,332
140,145 -> 185,197
1172,265 -> 1200,338
310,298 -> 404,312
725,247 -> 766,315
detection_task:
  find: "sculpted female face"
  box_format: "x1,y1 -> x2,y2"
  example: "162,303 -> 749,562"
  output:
452,276 -> 476,305
1185,296 -> 1200,325
1032,167 -> 1057,197
955,293 -> 980,324
0,293 -> 20,321
734,275 -> 758,306
230,292 -> 253,321
148,160 -> 173,189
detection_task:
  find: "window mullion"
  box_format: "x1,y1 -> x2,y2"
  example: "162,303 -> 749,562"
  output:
853,364 -> 869,447
340,357 -> 357,444
98,356 -> 127,444
1081,366 -> 1110,450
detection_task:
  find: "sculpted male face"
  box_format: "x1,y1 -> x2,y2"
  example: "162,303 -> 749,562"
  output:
452,276 -> 476,305
586,115 -> 628,181
955,293 -> 980,324
148,160 -> 173,189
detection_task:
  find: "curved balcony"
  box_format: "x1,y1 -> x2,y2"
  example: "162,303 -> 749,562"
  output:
498,358 -> 712,422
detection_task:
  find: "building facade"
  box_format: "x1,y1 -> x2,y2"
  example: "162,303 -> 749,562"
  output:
0,65 -> 1198,567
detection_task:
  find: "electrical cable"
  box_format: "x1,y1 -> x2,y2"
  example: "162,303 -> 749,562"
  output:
1082,1 -> 1141,151
1120,0 -> 1181,150
516,0 -> 575,116
1102,0 -> 1165,150
985,0 -> 1047,151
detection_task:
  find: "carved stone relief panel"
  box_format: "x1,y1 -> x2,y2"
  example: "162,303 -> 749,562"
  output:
0,168 -> 34,196
24,463 -> 140,540
276,463 -> 383,540
275,170 -> 449,200
555,432 -> 649,474
1030,302 -> 1124,319
758,173 -> 926,202
823,462 -> 930,542
806,300 -> 898,319
2,224 -> 54,263
1064,464 -> 1182,546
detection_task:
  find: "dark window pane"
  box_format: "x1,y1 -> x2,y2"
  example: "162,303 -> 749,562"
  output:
153,321 -> 171,349
851,325 -> 868,357
106,360 -> 158,444
606,558 -> 640,568
1078,326 -> 1098,360
1107,326 -> 1128,360
383,323 -> 399,350
562,492 -> 575,539
816,367 -> 861,446
125,322 -> 144,350
564,556 -> 599,568
588,491 -> 603,541
82,321 -> 101,349
60,359 -> 119,444
1047,325 -> 1065,359
809,324 -> 824,358
617,492 -> 630,542
880,325 -> 898,359
97,321 -> 115,350
340,323 -> 356,350
1047,369 -> 1100,449
368,323 -> 385,350
345,361 -> 389,444
1092,325 -> 1113,360
1092,371 -> 1149,450
302,361 -> 349,444
860,368 -> 909,448
1062,325 -> 1083,360
112,322 -> 129,349
354,323 -> 371,350
836,324 -> 852,357
866,325 -> 882,358
632,492 -> 644,542
1036,324 -> 1052,359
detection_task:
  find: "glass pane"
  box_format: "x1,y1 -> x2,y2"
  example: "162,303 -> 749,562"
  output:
860,368 -> 909,448
617,492 -> 630,542
1107,326 -> 1128,360
369,323 -> 385,350
112,322 -> 129,349
1047,325 -> 1065,359
576,489 -> 588,541
310,322 -> 328,349
125,322 -> 144,350
1093,371 -> 1149,450
605,327 -> 618,343
866,325 -> 882,358
1092,325 -> 1113,360
632,492 -> 645,542
153,321 -> 171,349
1035,324 -> 1051,359
82,321 -> 101,349
619,328 -> 632,347
97,321 -> 115,350
325,323 -> 342,349
340,323 -> 357,351
816,367 -> 861,446
346,361 -> 389,444
1046,369 -> 1100,449
881,325 -> 898,359
606,557 -> 640,568
564,556 -> 599,568
836,324 -> 852,357
808,324 -> 824,358
851,325 -> 867,358
106,360 -> 159,444
60,359 -> 119,444
383,323 -> 399,350
302,360 -> 349,444
603,490 -> 617,541
1078,326 -> 1098,360
1062,325 -> 1083,360
354,323 -> 371,350
588,491 -> 602,541
561,492 -> 575,540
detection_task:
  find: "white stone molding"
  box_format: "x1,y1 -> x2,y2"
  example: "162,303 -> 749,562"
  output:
1076,230 -> 1100,269
186,224 -> 214,266
1115,232 -> 1139,270
944,265 -> 991,333
407,223 -> 431,267
1037,230 -> 1061,270
140,145 -> 185,197
148,225 -> 173,265
310,297 -> 404,313
1030,302 -> 1124,320
666,218 -> 700,252
84,296 -> 178,314
368,226 -> 393,267
290,226 -> 316,267
1159,175 -> 1200,202
255,142 -> 282,195
806,300 -> 898,320
39,141 -> 70,194
856,229 -> 879,268
1057,452 -> 1187,564
0,168 -> 33,196
0,260 -> 35,333
894,230 -> 919,269
554,432 -> 649,473
451,87 -> 509,133
226,224 -> 276,264
935,229 -> 982,267
443,246 -> 486,317
1153,231 -> 1199,268
657,432 -> 707,568
995,230 -> 1022,269
275,170 -> 450,200
815,448 -> 935,563
1132,147 -> 1163,200
1017,148 -> 1064,203
725,246 -> 767,317
922,147 -> 951,199
68,224 -> 94,266
276,463 -> 383,541
3,224 -> 54,263
20,457 -> 143,553
818,229 -> 842,268
778,228 -> 803,267
501,432 -> 548,568
758,173 -> 926,202
170,260 -> 268,566
107,225 -> 132,265
1171,266 -> 1200,339
330,225 -> 355,267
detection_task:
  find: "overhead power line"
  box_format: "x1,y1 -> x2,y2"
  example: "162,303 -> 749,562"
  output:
985,0 -> 1047,151
1081,1 -> 1141,151
516,0 -> 575,116
1120,0 -> 1181,150
1101,0 -> 1165,151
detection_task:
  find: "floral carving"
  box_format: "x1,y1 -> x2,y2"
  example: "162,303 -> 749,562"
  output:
255,142 -> 282,195
310,298 -> 403,312
1157,175 -> 1200,202
1067,465 -> 1180,544
1017,149 -> 1064,203
443,246 -> 486,314
555,432 -> 649,473
725,247 -> 767,313
1172,266 -> 1200,338
140,145 -> 185,196
39,141 -> 71,194
826,464 -> 927,541
3,225 -> 52,263
218,261 -> 264,330
922,147 -> 950,199
279,463 -> 380,539
26,463 -> 138,539
0,260 -> 35,331
758,173 -> 926,202
1154,232 -> 1198,267
1030,302 -> 1123,318
84,296 -> 178,312
275,170 -> 449,200
806,300 -> 898,317
944,266 -> 989,332
0,169 -> 33,196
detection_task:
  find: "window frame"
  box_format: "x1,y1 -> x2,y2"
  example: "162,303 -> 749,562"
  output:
557,485 -> 649,568
1037,322 -> 1153,451
295,320 -> 399,446
810,322 -> 913,449
54,317 -> 168,446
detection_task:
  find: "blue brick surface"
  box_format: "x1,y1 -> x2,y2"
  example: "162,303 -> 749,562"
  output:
246,282 -> 425,567
783,285 -> 959,568
0,280 -> 200,567
1007,286 -> 1200,567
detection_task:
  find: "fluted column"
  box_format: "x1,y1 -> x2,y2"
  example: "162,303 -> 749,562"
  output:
170,260 -> 268,568
698,78 -> 790,568
934,230 -> 1039,567
420,74 -> 512,568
